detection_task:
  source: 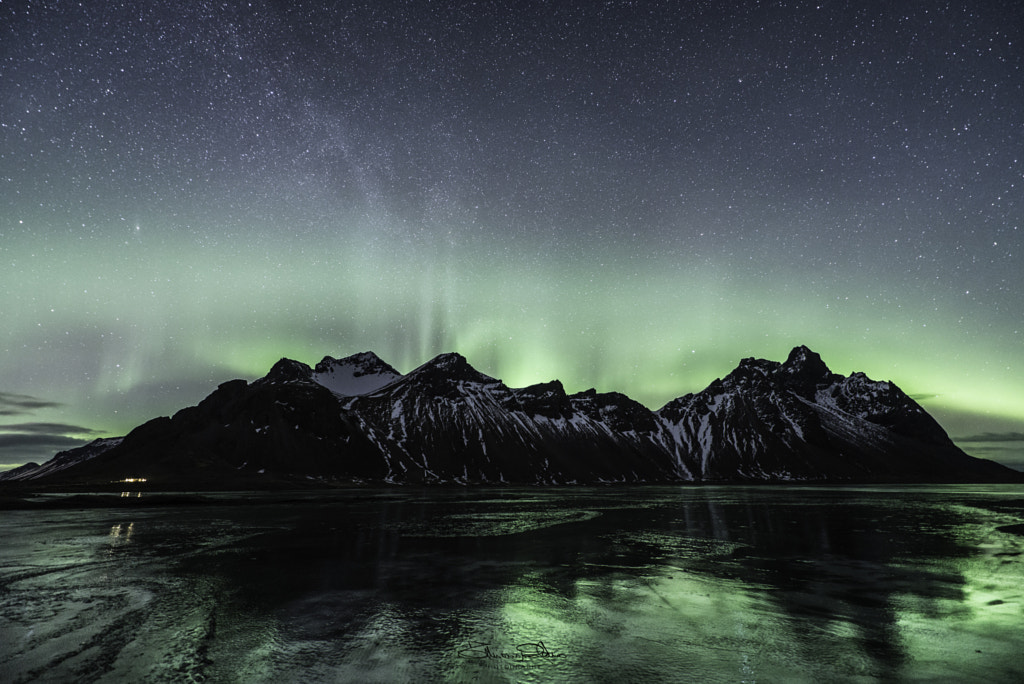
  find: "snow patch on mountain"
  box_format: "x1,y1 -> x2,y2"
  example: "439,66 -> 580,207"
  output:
0,437 -> 124,481
313,351 -> 403,396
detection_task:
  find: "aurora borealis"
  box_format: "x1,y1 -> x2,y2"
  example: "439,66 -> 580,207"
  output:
2,1 -> 1022,470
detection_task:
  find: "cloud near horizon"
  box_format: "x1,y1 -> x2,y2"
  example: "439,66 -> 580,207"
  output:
0,396 -> 101,467
0,432 -> 95,471
956,432 -> 1024,443
0,392 -> 64,416
0,433 -> 91,449
0,422 -> 103,436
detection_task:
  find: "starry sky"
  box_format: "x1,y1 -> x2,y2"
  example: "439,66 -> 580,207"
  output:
2,1 -> 1023,471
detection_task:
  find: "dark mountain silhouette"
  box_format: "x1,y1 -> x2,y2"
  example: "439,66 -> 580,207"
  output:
3,346 -> 1016,487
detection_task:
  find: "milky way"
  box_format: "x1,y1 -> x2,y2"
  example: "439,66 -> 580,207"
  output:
2,1 -> 1022,469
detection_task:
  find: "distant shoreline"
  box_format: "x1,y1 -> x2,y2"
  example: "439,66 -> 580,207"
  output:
3,480 -> 1023,511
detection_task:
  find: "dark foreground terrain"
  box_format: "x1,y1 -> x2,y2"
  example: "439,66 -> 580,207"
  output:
2,485 -> 1023,682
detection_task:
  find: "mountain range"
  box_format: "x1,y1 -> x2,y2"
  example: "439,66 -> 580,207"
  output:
2,346 -> 1016,487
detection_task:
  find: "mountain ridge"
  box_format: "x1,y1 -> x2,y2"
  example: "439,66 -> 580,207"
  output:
2,346 -> 1017,487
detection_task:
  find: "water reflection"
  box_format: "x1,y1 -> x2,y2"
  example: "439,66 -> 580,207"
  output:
169,488 -> 1023,682
108,521 -> 134,548
1,487 -> 1022,682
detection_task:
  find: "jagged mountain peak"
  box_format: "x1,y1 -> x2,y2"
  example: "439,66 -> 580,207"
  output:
510,380 -> 572,418
717,346 -> 836,395
570,388 -> 660,431
312,351 -> 403,396
408,352 -> 499,385
778,345 -> 841,397
516,379 -> 566,398
348,351 -> 505,404
782,345 -> 831,377
261,358 -> 313,384
424,351 -> 470,367
730,356 -> 781,380
314,351 -> 396,375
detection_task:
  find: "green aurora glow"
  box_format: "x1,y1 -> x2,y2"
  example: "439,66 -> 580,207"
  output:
2,1 -> 1022,469
3,216 -> 1022,468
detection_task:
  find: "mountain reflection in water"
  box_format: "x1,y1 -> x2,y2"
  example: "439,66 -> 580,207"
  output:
1,486 -> 1022,682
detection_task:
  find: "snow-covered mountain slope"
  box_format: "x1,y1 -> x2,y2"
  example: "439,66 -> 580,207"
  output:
0,437 -> 123,482
312,351 -> 403,396
254,351 -> 402,395
10,346 -> 1018,487
341,353 -> 677,483
656,346 -> 1007,481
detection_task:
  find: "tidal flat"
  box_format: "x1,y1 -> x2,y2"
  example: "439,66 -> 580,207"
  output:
2,485 -> 1023,682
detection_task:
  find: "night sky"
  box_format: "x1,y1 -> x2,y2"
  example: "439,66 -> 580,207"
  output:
2,1 -> 1022,470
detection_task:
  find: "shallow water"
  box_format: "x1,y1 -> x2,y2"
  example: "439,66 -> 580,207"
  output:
2,486 -> 1023,682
